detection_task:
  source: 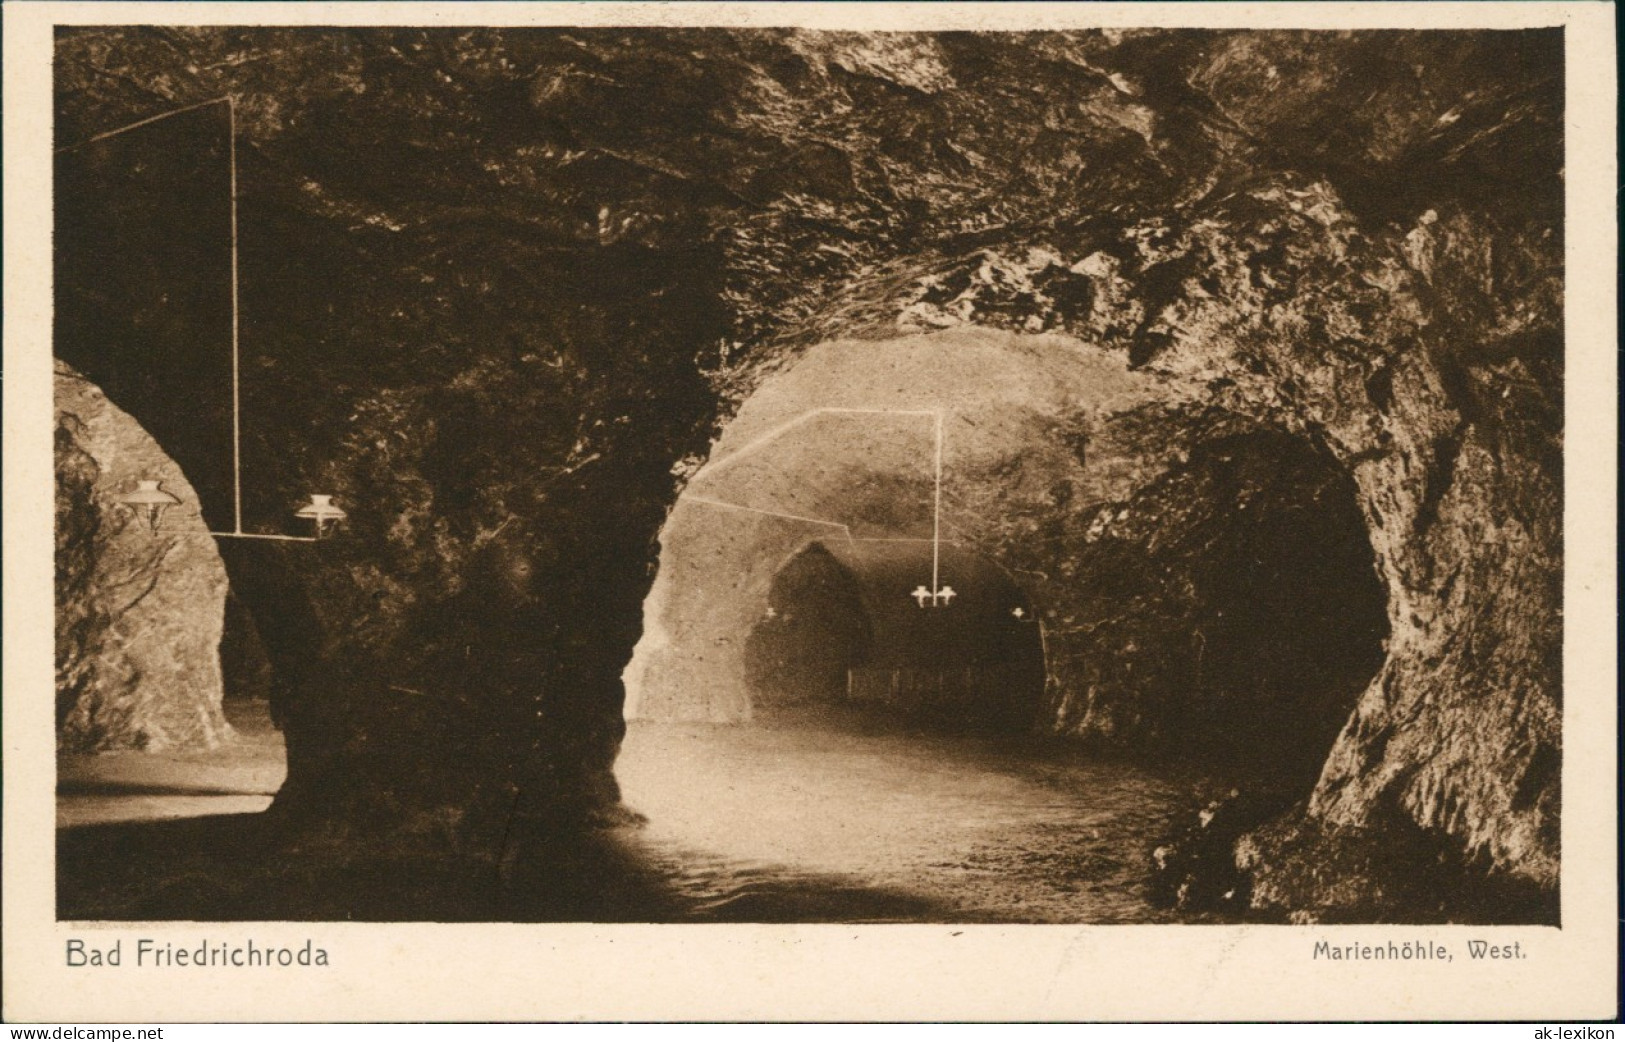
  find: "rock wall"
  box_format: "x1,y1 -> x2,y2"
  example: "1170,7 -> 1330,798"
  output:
53,28 -> 1562,915
54,362 -> 232,752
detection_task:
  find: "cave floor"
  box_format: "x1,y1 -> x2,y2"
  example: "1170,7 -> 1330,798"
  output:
614,707 -> 1217,923
56,706 -> 1226,923
57,699 -> 286,828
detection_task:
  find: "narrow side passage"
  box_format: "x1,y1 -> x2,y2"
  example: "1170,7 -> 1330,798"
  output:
745,541 -> 1045,733
1057,429 -> 1391,786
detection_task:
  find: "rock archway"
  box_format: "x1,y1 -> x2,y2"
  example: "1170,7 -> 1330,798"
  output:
631,327 -> 1392,787
53,27 -> 1561,921
626,328 -> 1162,724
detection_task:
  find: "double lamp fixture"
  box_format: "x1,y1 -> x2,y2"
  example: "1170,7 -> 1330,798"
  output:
116,480 -> 347,540
74,96 -> 350,544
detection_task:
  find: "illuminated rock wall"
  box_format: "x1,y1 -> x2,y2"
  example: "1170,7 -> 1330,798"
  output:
55,362 -> 232,752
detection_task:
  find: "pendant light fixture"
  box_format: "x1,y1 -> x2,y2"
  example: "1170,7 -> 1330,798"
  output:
114,479 -> 181,534
295,494 -> 347,539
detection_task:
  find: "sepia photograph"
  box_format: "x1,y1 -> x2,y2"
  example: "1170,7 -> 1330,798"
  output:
4,0 -> 1617,1024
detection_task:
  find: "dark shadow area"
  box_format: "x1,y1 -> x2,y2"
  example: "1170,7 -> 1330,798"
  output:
55,102 -> 237,532
744,541 -> 1046,735
1066,429 -> 1389,787
221,589 -> 277,706
57,813 -> 956,923
1164,433 -> 1390,780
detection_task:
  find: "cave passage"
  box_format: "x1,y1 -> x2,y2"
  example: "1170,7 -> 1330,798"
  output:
612,422 -> 1393,922
609,333 -> 1396,922
744,540 -> 1047,733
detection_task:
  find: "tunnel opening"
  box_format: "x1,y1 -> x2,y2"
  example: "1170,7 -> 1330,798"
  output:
612,330 -> 1405,921
744,540 -> 1046,734
744,542 -> 873,709
1063,428 -> 1390,788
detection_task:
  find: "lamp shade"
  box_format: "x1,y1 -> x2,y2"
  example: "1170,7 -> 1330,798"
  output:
295,494 -> 347,537
115,479 -> 181,534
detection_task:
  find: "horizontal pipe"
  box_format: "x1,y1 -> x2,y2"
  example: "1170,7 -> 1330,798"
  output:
206,531 -> 320,543
684,494 -> 855,545
697,407 -> 940,481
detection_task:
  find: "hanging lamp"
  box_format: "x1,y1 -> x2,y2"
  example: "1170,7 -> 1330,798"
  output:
115,479 -> 181,534
295,494 -> 347,538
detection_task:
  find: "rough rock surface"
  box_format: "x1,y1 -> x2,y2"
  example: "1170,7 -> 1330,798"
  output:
55,362 -> 232,751
54,28 -> 1562,918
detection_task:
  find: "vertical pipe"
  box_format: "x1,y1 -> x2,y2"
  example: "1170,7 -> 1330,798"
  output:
228,96 -> 243,534
57,97 -> 252,533
931,411 -> 943,603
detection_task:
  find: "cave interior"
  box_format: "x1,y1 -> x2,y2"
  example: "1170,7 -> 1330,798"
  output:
51,26 -> 1562,925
